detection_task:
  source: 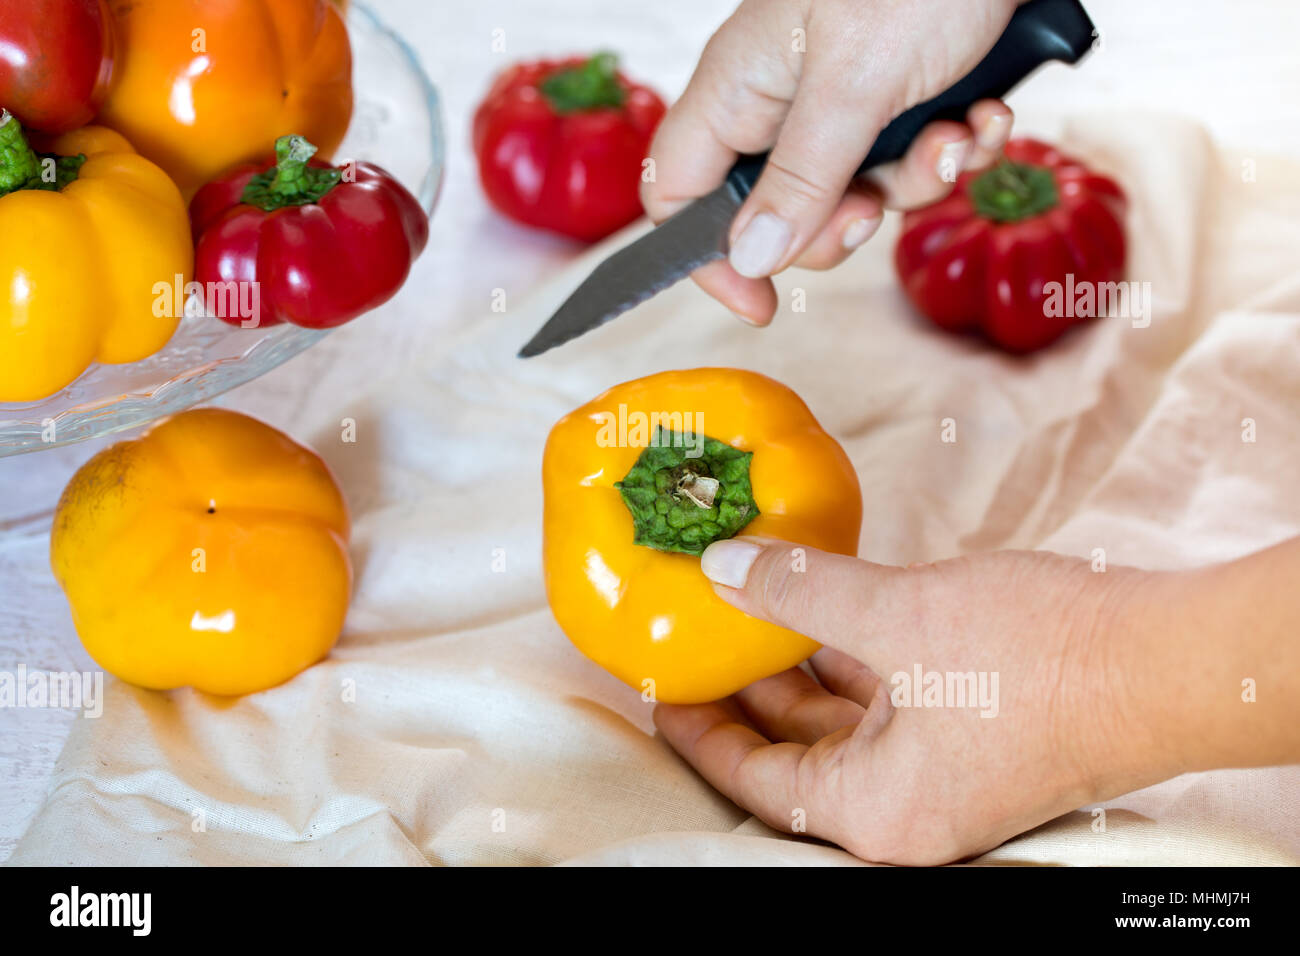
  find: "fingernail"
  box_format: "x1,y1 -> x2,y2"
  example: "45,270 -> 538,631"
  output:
700,539 -> 763,589
936,140 -> 972,183
841,215 -> 882,250
976,112 -> 1011,151
729,212 -> 792,278
730,310 -> 760,326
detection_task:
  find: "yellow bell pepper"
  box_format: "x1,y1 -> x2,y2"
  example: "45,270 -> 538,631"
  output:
51,408 -> 352,696
543,368 -> 862,704
0,113 -> 193,402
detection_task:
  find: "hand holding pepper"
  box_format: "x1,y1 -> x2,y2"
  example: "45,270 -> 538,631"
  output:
655,537 -> 1300,864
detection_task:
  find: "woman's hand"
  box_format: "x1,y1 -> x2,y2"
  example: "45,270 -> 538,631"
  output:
654,537 -> 1300,864
641,0 -> 1021,324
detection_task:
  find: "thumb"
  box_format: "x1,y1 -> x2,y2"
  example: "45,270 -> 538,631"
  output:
700,536 -> 922,658
725,75 -> 884,280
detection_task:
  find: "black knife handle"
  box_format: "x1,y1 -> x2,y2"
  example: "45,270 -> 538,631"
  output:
725,0 -> 1096,197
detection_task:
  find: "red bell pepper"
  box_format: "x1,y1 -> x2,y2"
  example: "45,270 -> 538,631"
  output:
894,138 -> 1126,353
189,135 -> 428,329
0,0 -> 114,133
472,52 -> 666,242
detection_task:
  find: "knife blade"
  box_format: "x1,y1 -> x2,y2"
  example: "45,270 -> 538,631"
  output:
519,0 -> 1097,359
518,182 -> 743,358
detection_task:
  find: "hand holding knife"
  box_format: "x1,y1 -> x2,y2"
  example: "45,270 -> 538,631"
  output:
519,0 -> 1097,358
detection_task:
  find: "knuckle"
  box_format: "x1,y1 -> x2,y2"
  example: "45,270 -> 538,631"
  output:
900,166 -> 950,205
755,547 -> 805,624
761,157 -> 838,208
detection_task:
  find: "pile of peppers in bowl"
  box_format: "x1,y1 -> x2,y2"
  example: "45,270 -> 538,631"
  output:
0,0 -> 428,404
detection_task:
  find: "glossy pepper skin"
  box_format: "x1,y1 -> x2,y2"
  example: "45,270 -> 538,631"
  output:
0,116 -> 193,402
51,408 -> 352,696
473,53 -> 666,242
189,135 -> 428,329
895,138 -> 1127,353
543,369 -> 862,704
96,0 -> 352,196
0,0 -> 114,134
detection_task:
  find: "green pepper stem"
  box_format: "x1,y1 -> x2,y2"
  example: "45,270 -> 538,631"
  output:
0,110 -> 86,196
239,135 -> 342,212
0,110 -> 46,195
540,52 -> 625,113
968,158 -> 1060,223
614,428 -> 759,556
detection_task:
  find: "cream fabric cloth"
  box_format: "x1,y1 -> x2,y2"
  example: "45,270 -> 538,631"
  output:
10,114 -> 1300,866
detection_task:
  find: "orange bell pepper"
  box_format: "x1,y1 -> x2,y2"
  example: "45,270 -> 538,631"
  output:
543,368 -> 863,704
96,0 -> 352,196
51,408 -> 352,696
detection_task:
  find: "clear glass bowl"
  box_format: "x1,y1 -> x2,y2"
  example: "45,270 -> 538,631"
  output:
0,2 -> 444,458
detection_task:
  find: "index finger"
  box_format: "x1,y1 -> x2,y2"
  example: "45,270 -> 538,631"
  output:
641,81 -> 786,322
638,26 -> 795,323
639,24 -> 793,222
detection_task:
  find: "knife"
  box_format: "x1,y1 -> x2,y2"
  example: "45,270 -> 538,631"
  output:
518,0 -> 1097,358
